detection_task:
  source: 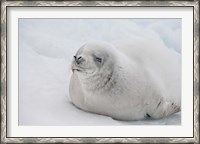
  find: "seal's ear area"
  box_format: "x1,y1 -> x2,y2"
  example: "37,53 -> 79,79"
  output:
93,55 -> 104,67
95,57 -> 102,63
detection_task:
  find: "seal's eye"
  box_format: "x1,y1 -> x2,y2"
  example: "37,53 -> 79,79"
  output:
95,57 -> 102,63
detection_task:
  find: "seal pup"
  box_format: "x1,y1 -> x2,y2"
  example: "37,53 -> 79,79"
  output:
69,41 -> 181,121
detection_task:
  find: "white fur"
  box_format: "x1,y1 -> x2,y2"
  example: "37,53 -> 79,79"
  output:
69,40 -> 181,120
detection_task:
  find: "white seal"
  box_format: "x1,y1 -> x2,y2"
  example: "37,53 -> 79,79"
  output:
69,40 -> 181,121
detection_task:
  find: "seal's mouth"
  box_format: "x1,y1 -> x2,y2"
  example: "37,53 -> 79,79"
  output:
72,68 -> 81,72
71,65 -> 82,72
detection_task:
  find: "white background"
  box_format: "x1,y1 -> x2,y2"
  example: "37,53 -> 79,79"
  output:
7,7 -> 193,137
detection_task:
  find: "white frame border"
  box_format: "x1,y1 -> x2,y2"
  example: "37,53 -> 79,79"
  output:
1,1 -> 196,144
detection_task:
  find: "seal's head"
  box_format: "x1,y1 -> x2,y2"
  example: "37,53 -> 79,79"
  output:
71,41 -> 116,81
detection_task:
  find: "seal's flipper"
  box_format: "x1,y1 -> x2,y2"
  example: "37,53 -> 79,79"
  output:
149,101 -> 181,119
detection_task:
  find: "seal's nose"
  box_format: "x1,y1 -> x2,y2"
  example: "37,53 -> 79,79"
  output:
74,56 -> 82,65
73,56 -> 78,64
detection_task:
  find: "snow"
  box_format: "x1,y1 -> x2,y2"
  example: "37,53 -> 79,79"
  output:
19,19 -> 181,125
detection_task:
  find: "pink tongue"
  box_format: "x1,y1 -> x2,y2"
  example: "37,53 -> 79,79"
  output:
71,65 -> 75,72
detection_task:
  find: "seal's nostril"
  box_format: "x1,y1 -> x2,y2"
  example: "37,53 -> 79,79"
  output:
75,56 -> 83,65
78,56 -> 82,60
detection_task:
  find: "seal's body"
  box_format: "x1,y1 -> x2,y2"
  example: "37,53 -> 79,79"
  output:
69,41 -> 181,120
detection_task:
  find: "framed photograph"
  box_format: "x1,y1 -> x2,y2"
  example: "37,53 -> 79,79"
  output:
1,0 -> 199,143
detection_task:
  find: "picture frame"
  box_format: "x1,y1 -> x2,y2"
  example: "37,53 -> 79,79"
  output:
1,0 -> 199,143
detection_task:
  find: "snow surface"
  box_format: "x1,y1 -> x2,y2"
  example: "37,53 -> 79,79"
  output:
19,19 -> 181,125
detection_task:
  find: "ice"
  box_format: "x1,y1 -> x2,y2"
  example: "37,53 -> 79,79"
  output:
19,19 -> 181,125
